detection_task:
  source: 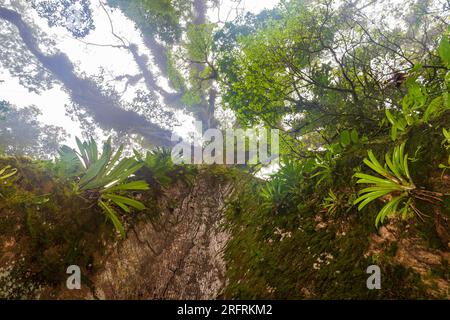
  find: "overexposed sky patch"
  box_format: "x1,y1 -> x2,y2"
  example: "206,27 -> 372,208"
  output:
0,0 -> 281,150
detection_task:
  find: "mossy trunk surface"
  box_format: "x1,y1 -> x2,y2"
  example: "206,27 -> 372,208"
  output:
0,159 -> 235,299
0,158 -> 448,299
90,171 -> 233,299
52,171 -> 234,299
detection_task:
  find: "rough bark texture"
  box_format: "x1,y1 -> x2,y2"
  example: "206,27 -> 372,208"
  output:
0,161 -> 236,300
80,170 -> 234,299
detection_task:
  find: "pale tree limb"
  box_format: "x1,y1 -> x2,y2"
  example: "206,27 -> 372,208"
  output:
0,6 -> 174,147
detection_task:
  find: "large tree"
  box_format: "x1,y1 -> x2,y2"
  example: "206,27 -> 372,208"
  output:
0,0 -> 448,158
0,0 -> 238,153
0,100 -> 68,158
218,0 -> 449,157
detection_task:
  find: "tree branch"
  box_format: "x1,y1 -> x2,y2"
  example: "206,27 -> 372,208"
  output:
0,6 -> 174,147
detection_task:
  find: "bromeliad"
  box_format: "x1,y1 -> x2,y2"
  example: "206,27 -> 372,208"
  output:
354,142 -> 442,227
59,137 -> 149,237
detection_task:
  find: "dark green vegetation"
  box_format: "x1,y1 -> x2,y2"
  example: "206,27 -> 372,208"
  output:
223,119 -> 450,298
215,0 -> 450,298
58,137 -> 150,237
0,147 -> 192,298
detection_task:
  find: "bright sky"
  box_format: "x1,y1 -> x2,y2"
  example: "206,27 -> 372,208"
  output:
0,0 -> 280,149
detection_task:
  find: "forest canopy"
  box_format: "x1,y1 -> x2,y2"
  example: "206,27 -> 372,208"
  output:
0,0 -> 449,300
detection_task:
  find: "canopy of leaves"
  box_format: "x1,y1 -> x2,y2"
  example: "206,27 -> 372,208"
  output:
107,0 -> 190,44
218,0 -> 449,154
0,100 -> 68,158
32,0 -> 95,38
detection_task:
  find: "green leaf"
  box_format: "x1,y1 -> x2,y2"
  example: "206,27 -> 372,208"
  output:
403,154 -> 412,181
102,194 -> 146,210
354,173 -> 398,185
359,186 -> 398,194
439,34 -> 450,67
79,154 -> 109,188
0,165 -> 17,181
340,130 -> 351,146
0,165 -> 11,175
354,190 -> 391,211
104,144 -> 124,175
443,128 -> 450,140
385,109 -> 396,125
375,195 -> 405,227
91,138 -> 99,162
423,96 -> 443,122
99,200 -> 125,238
391,125 -> 398,141
351,129 -> 359,143
133,149 -> 143,161
75,137 -> 88,167
384,152 -> 397,177
103,181 -> 149,193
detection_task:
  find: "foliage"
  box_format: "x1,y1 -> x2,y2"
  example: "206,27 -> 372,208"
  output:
385,33 -> 450,141
311,131 -> 363,211
442,128 -> 450,150
311,153 -> 335,187
107,0 -> 190,44
32,0 -> 95,38
134,147 -> 175,187
0,165 -> 17,183
385,75 -> 449,141
224,166 -> 433,299
321,189 -> 354,217
339,129 -> 360,148
0,100 -> 8,120
1,0 -> 450,299
354,143 -> 442,227
277,157 -> 314,186
438,128 -> 450,174
439,30 -> 450,68
310,129 -> 366,187
0,101 -> 68,159
438,156 -> 450,174
0,156 -> 117,289
59,137 -> 149,237
259,179 -> 286,214
258,157 -> 316,214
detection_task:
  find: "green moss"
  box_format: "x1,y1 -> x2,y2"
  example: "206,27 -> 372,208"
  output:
223,118 -> 450,299
224,179 -> 433,299
442,196 -> 450,216
0,157 -> 119,287
0,154 -> 198,295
